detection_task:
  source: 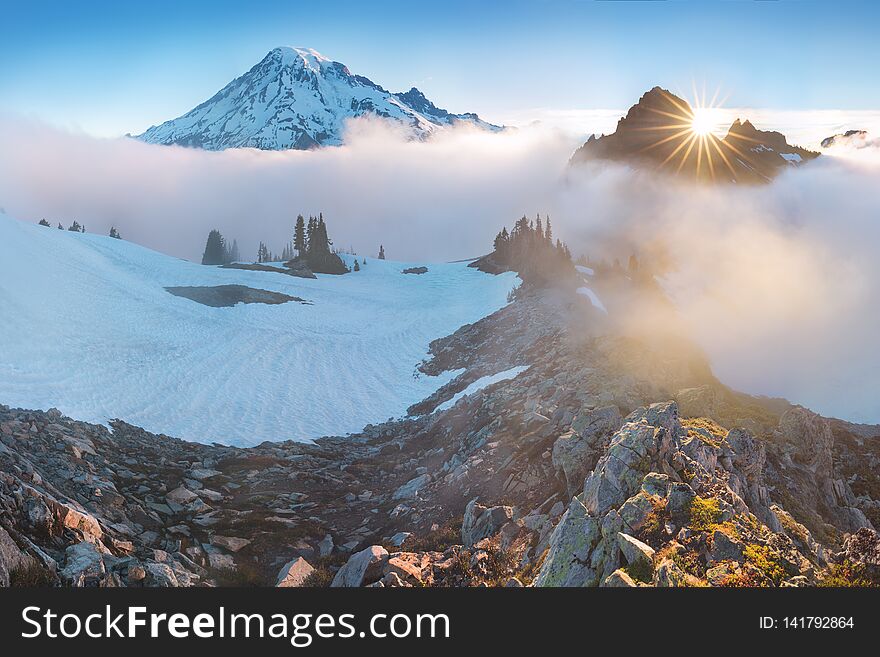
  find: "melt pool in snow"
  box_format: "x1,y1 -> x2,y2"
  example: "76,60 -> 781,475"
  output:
0,215 -> 517,446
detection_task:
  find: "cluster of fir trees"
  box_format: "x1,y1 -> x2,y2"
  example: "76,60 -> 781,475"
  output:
289,213 -> 348,275
201,229 -> 240,265
490,214 -> 573,284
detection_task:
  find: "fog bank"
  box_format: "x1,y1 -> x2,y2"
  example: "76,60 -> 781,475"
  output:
2,115 -> 880,424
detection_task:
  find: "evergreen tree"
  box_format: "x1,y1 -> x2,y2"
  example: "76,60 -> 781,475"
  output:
545,217 -> 552,242
229,239 -> 240,263
58,222 -> 63,230
38,218 -> 50,227
306,216 -> 316,254
378,245 -> 386,260
201,229 -> 226,265
294,215 -> 306,256
68,221 -> 82,232
353,260 -> 360,271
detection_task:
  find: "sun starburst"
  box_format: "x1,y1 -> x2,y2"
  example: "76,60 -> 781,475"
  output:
631,83 -> 762,182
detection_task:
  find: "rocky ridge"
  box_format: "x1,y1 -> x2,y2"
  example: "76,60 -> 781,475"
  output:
1,278 -> 878,587
569,86 -> 819,183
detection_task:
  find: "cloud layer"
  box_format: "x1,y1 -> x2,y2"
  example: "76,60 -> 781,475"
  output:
2,115 -> 880,425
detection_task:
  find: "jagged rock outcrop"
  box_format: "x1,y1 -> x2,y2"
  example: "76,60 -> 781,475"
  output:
552,406 -> 623,498
535,402 -> 826,587
569,87 -> 818,184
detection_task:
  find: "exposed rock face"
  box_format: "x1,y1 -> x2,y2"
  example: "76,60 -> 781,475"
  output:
536,402 -> 827,587
570,87 -> 818,184
771,406 -> 870,536
552,406 -> 623,498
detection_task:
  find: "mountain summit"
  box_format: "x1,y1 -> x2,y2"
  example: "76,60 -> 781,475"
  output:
570,86 -> 818,183
136,47 -> 501,150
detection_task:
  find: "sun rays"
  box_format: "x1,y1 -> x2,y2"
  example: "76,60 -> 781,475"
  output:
633,83 -> 766,182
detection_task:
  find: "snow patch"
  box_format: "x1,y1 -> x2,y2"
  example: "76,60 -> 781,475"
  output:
436,366 -> 529,412
577,286 -> 607,314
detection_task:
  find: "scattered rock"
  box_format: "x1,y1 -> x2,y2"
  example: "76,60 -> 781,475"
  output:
276,557 -> 315,587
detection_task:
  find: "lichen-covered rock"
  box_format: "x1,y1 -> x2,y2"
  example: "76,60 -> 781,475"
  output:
617,532 -> 655,571
534,498 -> 601,587
553,406 -> 623,497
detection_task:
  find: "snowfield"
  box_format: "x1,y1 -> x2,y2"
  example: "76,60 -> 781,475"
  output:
0,216 -> 517,445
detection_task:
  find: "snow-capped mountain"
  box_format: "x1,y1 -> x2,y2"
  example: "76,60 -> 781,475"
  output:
136,47 -> 501,150
570,87 -> 819,183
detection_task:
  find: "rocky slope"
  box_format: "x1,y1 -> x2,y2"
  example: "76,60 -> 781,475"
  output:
136,47 -> 501,151
1,277 -> 878,587
569,87 -> 819,183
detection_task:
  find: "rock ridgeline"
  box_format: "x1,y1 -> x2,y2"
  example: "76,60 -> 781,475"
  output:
569,87 -> 819,184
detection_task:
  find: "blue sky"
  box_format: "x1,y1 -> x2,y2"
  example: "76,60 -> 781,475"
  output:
2,0 -> 878,136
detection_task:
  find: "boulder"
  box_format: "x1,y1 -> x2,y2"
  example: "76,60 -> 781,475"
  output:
318,534 -> 334,557
602,568 -> 638,587
461,499 -> 513,547
392,474 -> 431,500
331,546 -> 388,587
534,498 -> 601,587
618,492 -> 655,534
276,557 -> 314,587
617,532 -> 655,575
166,486 -> 199,506
709,530 -> 744,563
211,535 -> 251,553
61,505 -> 103,539
144,562 -> 180,587
60,542 -> 106,586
